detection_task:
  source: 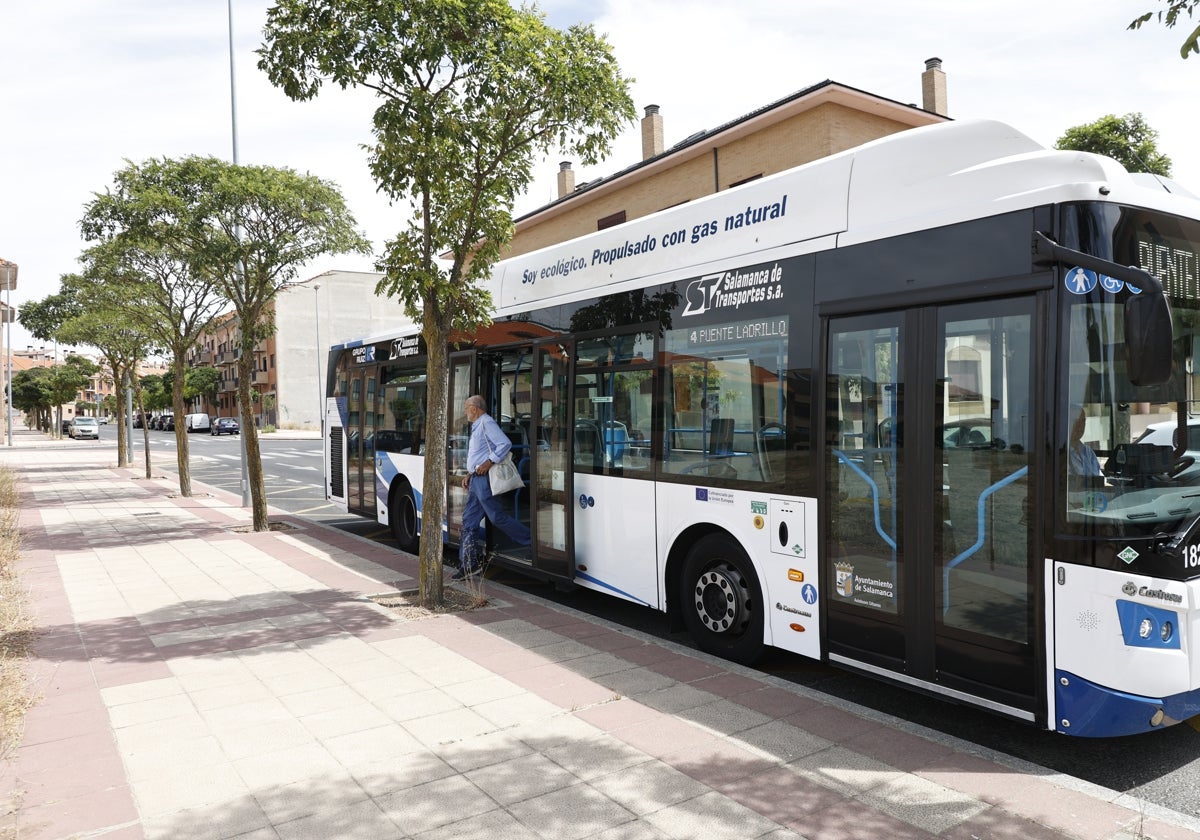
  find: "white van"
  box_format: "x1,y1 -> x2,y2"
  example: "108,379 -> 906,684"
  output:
184,413 -> 212,433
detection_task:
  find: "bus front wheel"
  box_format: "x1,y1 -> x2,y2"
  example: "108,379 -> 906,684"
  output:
389,485 -> 420,554
679,534 -> 764,665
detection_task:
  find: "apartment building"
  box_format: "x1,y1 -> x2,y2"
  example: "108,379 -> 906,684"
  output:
190,271 -> 414,430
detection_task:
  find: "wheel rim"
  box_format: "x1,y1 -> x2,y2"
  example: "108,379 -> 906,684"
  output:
693,563 -> 750,635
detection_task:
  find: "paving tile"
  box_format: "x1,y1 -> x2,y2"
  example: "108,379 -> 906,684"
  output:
11,784 -> 140,840
121,734 -> 228,781
506,781 -> 637,840
786,745 -> 904,795
275,797 -> 406,840
214,717 -> 317,761
431,728 -> 536,773
131,762 -> 251,817
859,772 -> 988,834
641,790 -> 786,840
141,793 -> 272,840
323,724 -> 427,770
544,734 -> 651,782
252,770 -> 371,824
466,751 -> 580,806
403,707 -> 499,748
733,719 -> 833,764
713,765 -> 847,827
299,701 -> 394,741
100,677 -> 185,707
233,741 -> 345,789
350,751 -> 460,797
373,774 -> 497,835
410,807 -> 543,840
589,759 -> 714,816
471,691 -> 563,728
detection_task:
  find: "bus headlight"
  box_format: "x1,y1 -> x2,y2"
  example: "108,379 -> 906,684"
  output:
1117,600 -> 1181,649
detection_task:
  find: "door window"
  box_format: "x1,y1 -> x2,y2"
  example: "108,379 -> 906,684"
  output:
826,322 -> 902,615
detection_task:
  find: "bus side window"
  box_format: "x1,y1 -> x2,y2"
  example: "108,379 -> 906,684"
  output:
661,321 -> 789,484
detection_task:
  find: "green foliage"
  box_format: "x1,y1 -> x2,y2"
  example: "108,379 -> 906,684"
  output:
1054,113 -> 1172,176
1130,1 -> 1200,58
140,374 -> 169,412
258,0 -> 635,325
185,366 -> 220,403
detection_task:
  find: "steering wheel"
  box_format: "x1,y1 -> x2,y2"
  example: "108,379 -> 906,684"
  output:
1149,455 -> 1197,485
1168,456 -> 1196,479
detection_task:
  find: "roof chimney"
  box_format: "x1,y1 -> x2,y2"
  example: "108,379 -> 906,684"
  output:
641,104 -> 664,160
557,161 -> 575,198
921,57 -> 948,117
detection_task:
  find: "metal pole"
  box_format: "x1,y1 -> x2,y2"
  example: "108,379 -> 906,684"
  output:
5,274 -> 12,447
313,284 -> 325,494
228,0 -> 251,507
125,370 -> 134,463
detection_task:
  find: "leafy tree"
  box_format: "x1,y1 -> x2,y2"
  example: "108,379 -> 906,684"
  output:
259,0 -> 635,606
1054,113 -> 1172,176
1130,1 -> 1200,58
141,375 -> 169,413
185,366 -> 221,409
82,165 -> 230,493
116,157 -> 370,530
49,356 -> 96,438
11,368 -> 54,433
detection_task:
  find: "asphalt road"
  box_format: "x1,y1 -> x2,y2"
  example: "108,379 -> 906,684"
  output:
95,430 -> 1200,817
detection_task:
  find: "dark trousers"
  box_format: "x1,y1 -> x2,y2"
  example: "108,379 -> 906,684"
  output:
459,473 -> 531,563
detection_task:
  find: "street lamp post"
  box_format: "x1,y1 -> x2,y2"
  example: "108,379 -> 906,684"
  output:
0,261 -> 18,447
227,0 -> 250,508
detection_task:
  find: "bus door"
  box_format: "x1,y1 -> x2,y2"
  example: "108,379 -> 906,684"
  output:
527,339 -> 575,579
446,351 -> 475,545
470,340 -> 574,581
346,364 -> 372,517
822,296 -> 1040,718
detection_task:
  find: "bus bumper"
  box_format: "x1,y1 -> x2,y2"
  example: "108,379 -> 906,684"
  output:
1054,669 -> 1200,736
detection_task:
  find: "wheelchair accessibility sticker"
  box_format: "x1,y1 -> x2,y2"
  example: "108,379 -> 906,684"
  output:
1067,266 -> 1137,296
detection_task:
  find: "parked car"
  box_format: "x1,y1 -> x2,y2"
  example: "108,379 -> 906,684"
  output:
69,417 -> 99,440
98,416 -> 110,425
211,417 -> 240,436
60,419 -> 72,435
161,415 -> 175,432
184,413 -> 212,433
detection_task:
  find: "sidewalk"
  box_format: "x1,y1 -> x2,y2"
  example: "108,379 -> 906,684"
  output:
2,434 -> 1197,840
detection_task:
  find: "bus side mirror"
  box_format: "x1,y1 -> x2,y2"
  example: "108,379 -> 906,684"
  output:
1125,291 -> 1173,386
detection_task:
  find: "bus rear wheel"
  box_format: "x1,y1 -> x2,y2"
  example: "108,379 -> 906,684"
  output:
389,484 -> 420,554
679,534 -> 764,665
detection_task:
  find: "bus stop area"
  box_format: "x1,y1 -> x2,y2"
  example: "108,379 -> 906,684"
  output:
2,434 -> 1197,840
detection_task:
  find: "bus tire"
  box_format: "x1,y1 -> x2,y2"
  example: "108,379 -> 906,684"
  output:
389,484 -> 420,554
679,533 -> 765,666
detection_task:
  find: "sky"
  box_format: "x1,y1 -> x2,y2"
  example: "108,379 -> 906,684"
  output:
2,1 -> 1197,354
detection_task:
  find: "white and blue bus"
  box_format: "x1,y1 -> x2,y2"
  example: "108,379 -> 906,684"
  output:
324,119 -> 1200,737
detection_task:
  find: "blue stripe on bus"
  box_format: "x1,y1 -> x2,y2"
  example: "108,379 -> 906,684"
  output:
942,466 -> 1028,614
573,570 -> 651,607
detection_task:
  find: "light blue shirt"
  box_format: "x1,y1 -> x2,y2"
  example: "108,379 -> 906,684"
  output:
466,412 -> 513,472
1070,442 -> 1102,477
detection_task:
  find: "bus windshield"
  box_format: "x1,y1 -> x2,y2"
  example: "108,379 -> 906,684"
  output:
1062,206 -> 1200,539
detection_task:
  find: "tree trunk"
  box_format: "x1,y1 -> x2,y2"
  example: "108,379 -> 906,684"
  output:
417,307 -> 452,608
132,384 -> 152,479
114,375 -> 128,468
172,355 -> 192,495
237,341 -> 269,530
